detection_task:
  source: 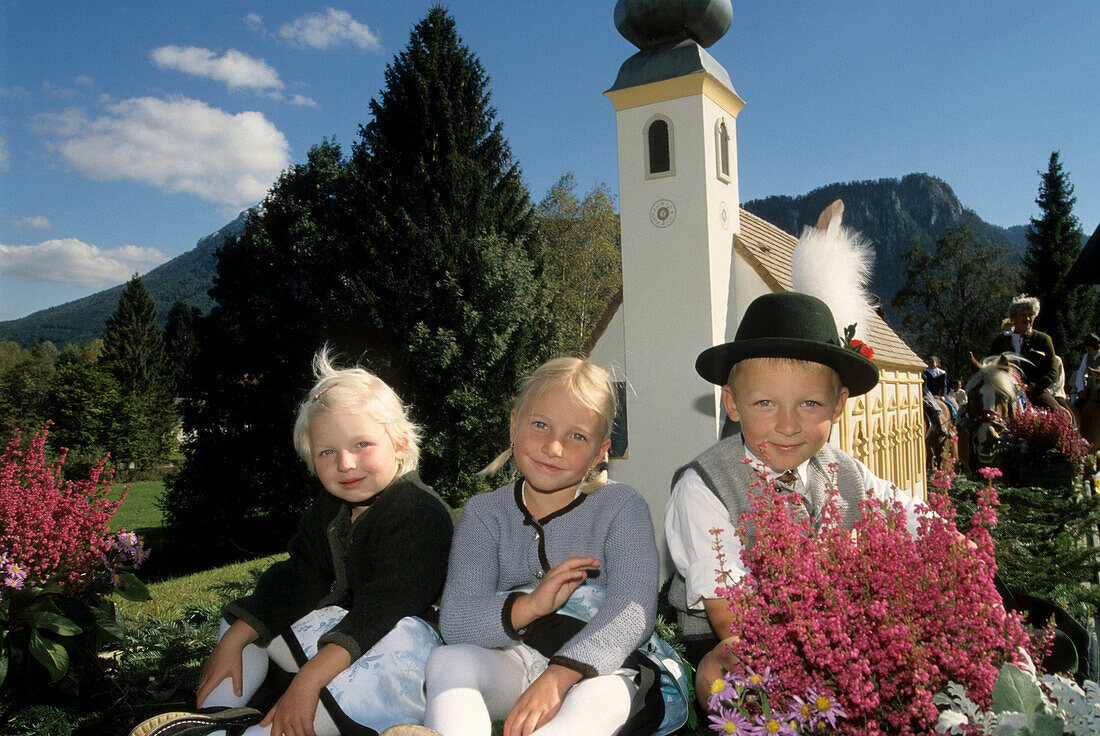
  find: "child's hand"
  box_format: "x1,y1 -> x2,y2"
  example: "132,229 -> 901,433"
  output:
260,674 -> 322,736
258,642 -> 350,736
503,663 -> 582,736
195,620 -> 258,707
512,556 -> 599,630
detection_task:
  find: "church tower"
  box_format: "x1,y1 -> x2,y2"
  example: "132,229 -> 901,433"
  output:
599,0 -> 744,554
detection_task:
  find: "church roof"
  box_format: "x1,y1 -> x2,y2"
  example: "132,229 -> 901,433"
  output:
584,208 -> 924,370
734,208 -> 924,369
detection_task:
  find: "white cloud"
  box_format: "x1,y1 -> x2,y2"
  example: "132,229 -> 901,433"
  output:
74,75 -> 95,88
278,8 -> 380,50
0,238 -> 167,287
36,96 -> 291,207
289,93 -> 318,108
0,136 -> 8,172
244,12 -> 265,34
9,216 -> 52,232
151,45 -> 283,92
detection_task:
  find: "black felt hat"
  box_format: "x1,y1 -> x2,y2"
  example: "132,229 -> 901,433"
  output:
695,291 -> 879,396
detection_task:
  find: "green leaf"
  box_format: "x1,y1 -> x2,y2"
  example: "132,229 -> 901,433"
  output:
28,631 -> 70,683
29,610 -> 82,636
1029,711 -> 1066,736
0,649 -> 8,690
993,664 -> 1044,715
91,599 -> 126,641
111,571 -> 151,602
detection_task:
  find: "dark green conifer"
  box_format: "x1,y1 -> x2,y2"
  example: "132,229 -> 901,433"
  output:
165,8 -> 548,559
1022,152 -> 1097,355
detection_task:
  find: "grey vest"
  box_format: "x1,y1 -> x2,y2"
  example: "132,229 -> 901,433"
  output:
669,435 -> 867,640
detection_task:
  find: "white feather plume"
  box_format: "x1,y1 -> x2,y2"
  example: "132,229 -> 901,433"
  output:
791,210 -> 877,341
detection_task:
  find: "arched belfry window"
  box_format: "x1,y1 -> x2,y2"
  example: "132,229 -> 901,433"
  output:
715,118 -> 731,183
644,115 -> 674,179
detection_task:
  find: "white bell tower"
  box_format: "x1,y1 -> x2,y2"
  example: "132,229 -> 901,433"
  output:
600,0 -> 744,561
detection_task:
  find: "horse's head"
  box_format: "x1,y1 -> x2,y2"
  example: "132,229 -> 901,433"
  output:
965,353 -> 1028,464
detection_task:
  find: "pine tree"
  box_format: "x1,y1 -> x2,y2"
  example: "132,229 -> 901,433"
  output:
1022,152 -> 1097,355
165,8 -> 549,559
349,6 -> 549,506
100,275 -> 165,395
163,299 -> 200,397
99,275 -> 175,467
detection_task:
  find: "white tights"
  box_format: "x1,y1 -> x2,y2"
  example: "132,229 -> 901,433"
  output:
423,643 -> 637,736
198,619 -> 342,736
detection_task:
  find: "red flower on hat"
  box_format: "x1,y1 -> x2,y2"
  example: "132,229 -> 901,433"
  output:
850,339 -> 874,361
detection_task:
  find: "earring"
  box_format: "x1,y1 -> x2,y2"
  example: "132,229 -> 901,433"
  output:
396,458 -> 403,470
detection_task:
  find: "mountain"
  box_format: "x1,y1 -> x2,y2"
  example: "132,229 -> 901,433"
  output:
742,173 -> 1026,317
0,211 -> 248,347
0,174 -> 1035,347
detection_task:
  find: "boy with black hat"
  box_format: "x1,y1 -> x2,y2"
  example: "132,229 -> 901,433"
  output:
664,291 -> 923,707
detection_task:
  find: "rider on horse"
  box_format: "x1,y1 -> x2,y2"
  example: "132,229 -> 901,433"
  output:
988,294 -> 1068,419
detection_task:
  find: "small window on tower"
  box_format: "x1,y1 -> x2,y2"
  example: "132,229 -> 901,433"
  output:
644,116 -> 674,179
716,119 -> 731,183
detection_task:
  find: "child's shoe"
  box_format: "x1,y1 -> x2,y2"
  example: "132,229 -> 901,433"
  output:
127,706 -> 263,736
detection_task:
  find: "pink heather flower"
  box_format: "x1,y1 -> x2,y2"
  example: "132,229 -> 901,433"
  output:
0,425 -> 128,597
977,466 -> 1003,481
709,457 -> 1031,735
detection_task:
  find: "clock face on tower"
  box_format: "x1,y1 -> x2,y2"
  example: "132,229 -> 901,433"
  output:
649,199 -> 676,228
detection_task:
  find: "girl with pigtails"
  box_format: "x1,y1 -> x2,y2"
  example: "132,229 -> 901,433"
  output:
129,347 -> 454,736
417,357 -> 687,736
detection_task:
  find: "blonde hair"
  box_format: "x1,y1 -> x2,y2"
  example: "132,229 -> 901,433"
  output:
728,356 -> 843,399
292,346 -> 421,477
481,357 -> 616,494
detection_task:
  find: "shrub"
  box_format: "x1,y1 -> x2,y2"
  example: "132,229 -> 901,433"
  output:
0,424 -> 149,701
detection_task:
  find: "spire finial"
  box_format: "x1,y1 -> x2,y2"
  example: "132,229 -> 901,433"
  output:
614,0 -> 733,50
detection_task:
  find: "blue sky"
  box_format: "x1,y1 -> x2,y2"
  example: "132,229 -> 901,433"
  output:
1,1 -> 1097,323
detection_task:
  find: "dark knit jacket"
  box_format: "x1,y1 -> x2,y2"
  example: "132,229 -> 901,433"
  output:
990,329 -> 1058,390
223,472 -> 454,662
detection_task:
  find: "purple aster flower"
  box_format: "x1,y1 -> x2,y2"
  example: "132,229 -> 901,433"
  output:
708,705 -> 751,735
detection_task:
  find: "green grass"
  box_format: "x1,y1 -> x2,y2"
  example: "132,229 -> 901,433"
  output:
117,553 -> 288,623
110,480 -> 165,531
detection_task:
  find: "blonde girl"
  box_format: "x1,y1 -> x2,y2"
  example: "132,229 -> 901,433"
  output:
421,357 -> 686,736
129,348 -> 453,736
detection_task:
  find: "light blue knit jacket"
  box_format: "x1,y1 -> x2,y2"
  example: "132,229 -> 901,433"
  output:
439,479 -> 658,677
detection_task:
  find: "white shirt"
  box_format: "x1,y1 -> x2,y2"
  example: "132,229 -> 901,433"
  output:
664,447 -> 925,610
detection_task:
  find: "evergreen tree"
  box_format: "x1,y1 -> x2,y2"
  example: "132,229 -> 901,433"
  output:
892,227 -> 1021,379
166,8 -> 548,559
349,6 -> 549,506
99,275 -> 175,467
100,275 -> 165,395
1022,152 -> 1097,355
163,299 -> 201,397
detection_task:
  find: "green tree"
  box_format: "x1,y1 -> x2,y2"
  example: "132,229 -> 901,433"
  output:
100,275 -> 165,395
891,226 -> 1021,379
164,9 -> 549,559
537,173 -> 621,355
99,276 -> 175,468
163,299 -> 201,397
1022,152 -> 1097,355
0,344 -> 57,441
350,6 -> 549,505
49,359 -> 120,477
